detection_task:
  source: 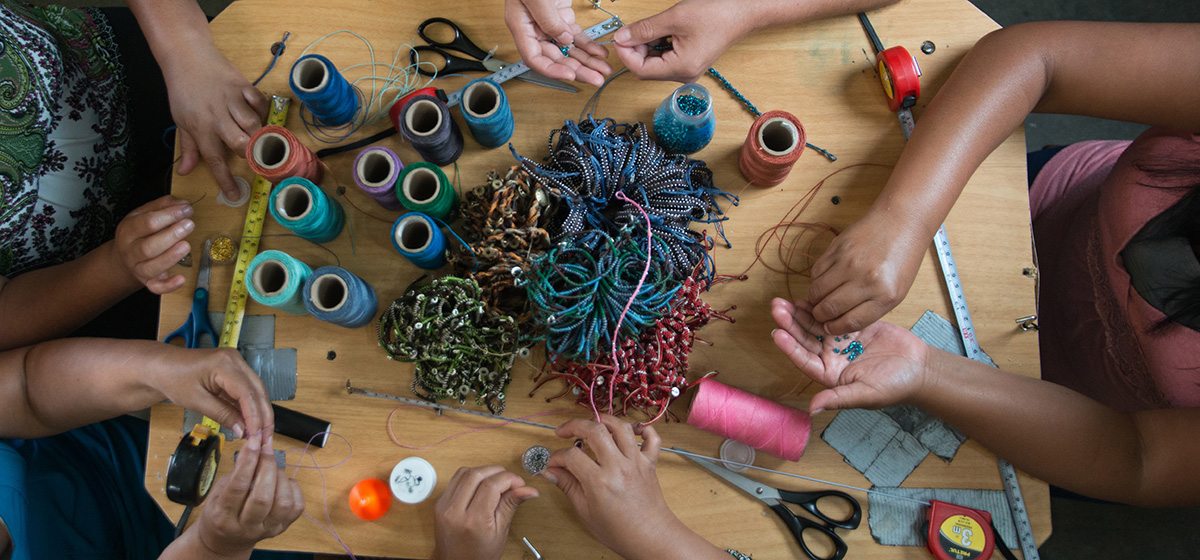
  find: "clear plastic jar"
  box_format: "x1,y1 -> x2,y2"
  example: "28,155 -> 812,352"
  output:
652,83 -> 715,155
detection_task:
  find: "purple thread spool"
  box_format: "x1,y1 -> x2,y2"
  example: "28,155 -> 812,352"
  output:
353,146 -> 405,210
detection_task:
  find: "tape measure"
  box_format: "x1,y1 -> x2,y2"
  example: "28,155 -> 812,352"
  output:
164,95 -> 291,508
859,12 -> 1041,559
445,16 -> 623,106
926,501 -> 997,560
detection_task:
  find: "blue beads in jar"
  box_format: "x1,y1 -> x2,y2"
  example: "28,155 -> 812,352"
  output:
652,83 -> 715,155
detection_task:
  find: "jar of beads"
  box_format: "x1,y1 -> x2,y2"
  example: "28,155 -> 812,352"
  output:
652,83 -> 715,155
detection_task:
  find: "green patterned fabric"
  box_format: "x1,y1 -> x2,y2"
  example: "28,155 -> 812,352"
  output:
0,5 -> 130,277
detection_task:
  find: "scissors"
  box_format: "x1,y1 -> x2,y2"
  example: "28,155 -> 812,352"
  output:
686,454 -> 862,560
409,17 -> 577,94
164,239 -> 218,348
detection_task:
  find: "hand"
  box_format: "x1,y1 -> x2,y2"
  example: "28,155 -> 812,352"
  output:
806,212 -> 927,334
433,466 -> 539,560
613,0 -> 752,82
151,347 -> 273,441
504,0 -> 612,86
191,435 -> 304,558
164,45 -> 267,200
112,195 -> 194,294
544,416 -> 720,560
770,298 -> 931,413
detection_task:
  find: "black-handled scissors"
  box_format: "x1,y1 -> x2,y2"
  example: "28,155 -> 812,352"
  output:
409,17 -> 577,93
686,454 -> 862,560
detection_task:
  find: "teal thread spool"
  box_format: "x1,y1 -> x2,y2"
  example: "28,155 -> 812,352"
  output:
245,250 -> 312,315
460,78 -> 515,148
395,161 -> 455,219
269,177 -> 345,243
652,83 -> 715,155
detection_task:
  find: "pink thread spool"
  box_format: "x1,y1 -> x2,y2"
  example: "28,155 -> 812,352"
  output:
686,380 -> 811,461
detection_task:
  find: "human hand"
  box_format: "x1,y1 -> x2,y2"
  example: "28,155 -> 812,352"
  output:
504,0 -> 612,86
432,466 -> 539,560
613,0 -> 752,82
112,195 -> 194,294
152,347 -> 273,442
770,297 -> 931,413
806,212 -> 927,335
164,45 -> 267,200
191,435 -> 303,558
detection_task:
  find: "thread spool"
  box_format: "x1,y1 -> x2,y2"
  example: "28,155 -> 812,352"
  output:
395,162 -> 455,219
289,54 -> 360,127
652,83 -> 716,155
460,78 -> 515,149
268,177 -> 345,243
391,213 -> 447,270
303,266 -> 378,328
245,250 -> 312,314
686,380 -> 811,461
246,125 -> 323,184
394,93 -> 464,166
353,146 -> 405,211
738,110 -> 806,187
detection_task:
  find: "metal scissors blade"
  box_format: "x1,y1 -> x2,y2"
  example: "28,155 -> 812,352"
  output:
482,58 -> 578,94
686,454 -> 782,504
197,239 -> 212,292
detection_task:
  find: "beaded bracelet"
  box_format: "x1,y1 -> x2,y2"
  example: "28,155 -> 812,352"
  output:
726,549 -> 753,560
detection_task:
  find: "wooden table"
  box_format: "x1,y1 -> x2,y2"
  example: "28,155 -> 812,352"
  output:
146,0 -> 1049,557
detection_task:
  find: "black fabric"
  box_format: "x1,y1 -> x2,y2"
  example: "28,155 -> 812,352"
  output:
1122,188 -> 1200,332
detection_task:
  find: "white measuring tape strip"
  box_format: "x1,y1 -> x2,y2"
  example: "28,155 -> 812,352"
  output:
899,110 -> 1040,559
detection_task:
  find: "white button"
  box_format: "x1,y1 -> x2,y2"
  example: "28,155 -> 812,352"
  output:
389,457 -> 437,504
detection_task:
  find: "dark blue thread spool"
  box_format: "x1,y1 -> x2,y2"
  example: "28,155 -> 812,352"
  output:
289,54 -> 359,127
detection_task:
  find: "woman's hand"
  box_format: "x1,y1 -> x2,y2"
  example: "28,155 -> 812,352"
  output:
544,416 -> 726,560
806,211 -> 928,335
150,347 -> 273,441
504,0 -> 612,86
770,298 -> 931,413
164,46 -> 267,201
613,0 -> 752,82
433,466 -> 539,560
189,435 -> 303,558
112,196 -> 194,294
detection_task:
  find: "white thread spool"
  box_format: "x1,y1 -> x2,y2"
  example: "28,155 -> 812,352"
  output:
309,273 -> 349,313
757,117 -> 800,157
393,214 -> 433,253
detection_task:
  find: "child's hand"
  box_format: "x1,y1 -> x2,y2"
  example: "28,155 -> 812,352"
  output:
112,196 -> 194,294
151,347 -> 273,442
164,46 -> 267,202
504,0 -> 611,86
613,0 -> 751,82
806,212 -> 928,335
432,466 -> 539,560
192,435 -> 303,558
770,297 -> 932,413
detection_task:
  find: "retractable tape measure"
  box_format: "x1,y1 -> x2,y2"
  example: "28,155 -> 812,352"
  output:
857,12 -> 1040,559
926,501 -> 997,560
165,96 -> 291,507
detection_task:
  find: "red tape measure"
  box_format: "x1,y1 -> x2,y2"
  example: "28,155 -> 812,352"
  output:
877,45 -> 921,112
926,500 -> 997,560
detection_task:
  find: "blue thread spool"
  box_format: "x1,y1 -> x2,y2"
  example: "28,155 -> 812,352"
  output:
269,177 -> 345,243
303,266 -> 377,328
245,250 -> 312,315
391,213 -> 447,269
652,83 -> 715,155
289,54 -> 359,127
460,79 -> 515,149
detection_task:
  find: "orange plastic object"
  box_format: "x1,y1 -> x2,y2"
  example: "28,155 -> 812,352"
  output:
348,478 -> 392,521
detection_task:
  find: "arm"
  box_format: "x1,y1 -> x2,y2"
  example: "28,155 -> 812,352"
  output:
0,196 -> 193,350
770,298 -> 1200,507
126,0 -> 267,200
809,21 -> 1200,334
0,340 -> 270,440
614,0 -> 900,82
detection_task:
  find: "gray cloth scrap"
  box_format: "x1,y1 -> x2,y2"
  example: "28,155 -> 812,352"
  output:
822,409 -> 929,487
868,487 -> 1018,547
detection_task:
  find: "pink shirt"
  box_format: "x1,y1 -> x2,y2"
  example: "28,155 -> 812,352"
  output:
1030,130 -> 1200,411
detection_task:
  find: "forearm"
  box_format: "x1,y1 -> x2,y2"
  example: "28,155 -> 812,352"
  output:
0,242 -> 141,349
916,351 -> 1200,506
160,529 -> 250,560
0,339 -> 184,437
744,0 -> 900,34
127,0 -> 217,75
627,519 -> 728,560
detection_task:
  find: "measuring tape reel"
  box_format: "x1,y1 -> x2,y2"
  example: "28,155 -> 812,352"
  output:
926,501 -> 997,560
877,45 -> 921,112
165,424 -> 223,506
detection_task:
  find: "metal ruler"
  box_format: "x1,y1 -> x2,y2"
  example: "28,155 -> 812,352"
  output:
898,114 -> 1039,559
217,95 -> 290,350
445,16 -> 624,107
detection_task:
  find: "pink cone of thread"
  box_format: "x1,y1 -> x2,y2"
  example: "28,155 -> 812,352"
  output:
686,379 -> 811,461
